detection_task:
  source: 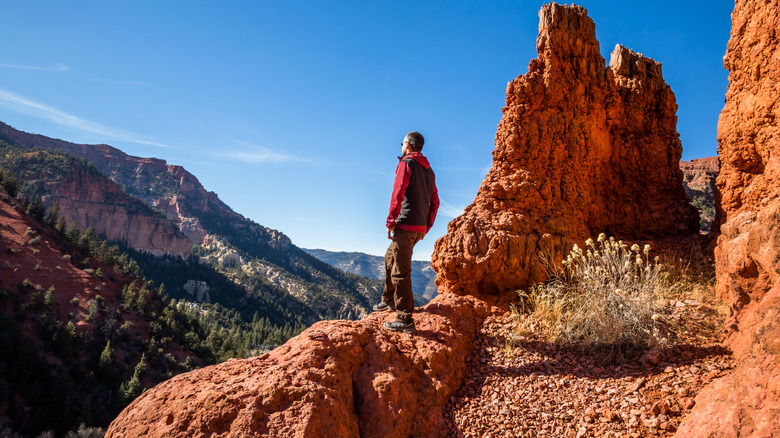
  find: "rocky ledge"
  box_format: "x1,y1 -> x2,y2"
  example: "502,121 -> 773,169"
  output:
106,293 -> 498,437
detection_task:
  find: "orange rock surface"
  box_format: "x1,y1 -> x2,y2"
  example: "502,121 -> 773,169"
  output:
431,3 -> 698,297
106,294 -> 495,438
676,0 -> 780,436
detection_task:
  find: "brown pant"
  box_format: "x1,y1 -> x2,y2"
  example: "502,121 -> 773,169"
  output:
383,228 -> 425,323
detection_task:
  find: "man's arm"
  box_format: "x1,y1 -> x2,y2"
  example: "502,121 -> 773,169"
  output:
426,182 -> 440,233
386,160 -> 411,230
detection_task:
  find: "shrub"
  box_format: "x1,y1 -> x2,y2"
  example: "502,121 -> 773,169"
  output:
0,169 -> 20,198
63,424 -> 106,438
28,236 -> 41,246
515,234 -> 675,363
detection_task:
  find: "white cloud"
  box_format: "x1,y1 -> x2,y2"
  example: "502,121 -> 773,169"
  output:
0,63 -> 69,72
438,200 -> 466,218
224,141 -> 309,165
0,87 -> 172,148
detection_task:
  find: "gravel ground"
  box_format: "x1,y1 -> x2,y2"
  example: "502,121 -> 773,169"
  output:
445,299 -> 734,438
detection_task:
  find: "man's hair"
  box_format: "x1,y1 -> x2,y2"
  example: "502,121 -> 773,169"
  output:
404,131 -> 425,152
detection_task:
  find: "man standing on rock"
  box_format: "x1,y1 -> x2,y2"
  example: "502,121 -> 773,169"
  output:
374,131 -> 439,334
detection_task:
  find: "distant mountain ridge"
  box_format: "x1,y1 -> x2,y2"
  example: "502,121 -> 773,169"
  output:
304,248 -> 437,303
0,121 -> 381,323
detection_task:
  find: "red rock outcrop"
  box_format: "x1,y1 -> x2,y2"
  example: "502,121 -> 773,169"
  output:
431,3 -> 698,297
676,0 -> 780,436
106,293 -> 495,438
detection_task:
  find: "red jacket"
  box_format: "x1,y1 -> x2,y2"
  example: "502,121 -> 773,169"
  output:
386,152 -> 439,233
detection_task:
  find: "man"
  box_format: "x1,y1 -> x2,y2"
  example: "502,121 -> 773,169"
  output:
374,131 -> 439,334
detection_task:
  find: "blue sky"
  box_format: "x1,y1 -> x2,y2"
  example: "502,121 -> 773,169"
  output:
0,1 -> 733,261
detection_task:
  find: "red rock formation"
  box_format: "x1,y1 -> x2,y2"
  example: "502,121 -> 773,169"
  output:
51,166 -> 192,256
676,0 -> 780,436
431,3 -> 698,297
106,293 -> 495,438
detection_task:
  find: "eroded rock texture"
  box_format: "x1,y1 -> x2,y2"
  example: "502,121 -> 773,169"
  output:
431,3 -> 698,297
676,0 -> 780,436
106,294 -> 494,438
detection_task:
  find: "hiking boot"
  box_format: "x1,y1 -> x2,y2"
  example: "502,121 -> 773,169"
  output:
383,320 -> 415,334
372,301 -> 395,312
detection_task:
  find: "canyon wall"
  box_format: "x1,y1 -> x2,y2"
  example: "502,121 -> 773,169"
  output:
680,157 -> 719,232
431,3 -> 698,297
51,166 -> 192,256
676,0 -> 780,435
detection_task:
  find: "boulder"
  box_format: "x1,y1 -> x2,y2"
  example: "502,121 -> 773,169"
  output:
676,0 -> 780,435
431,2 -> 698,297
106,294 -> 494,437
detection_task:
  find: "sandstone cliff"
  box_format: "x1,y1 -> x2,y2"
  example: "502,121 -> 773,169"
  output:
0,135 -> 191,256
680,157 -> 719,232
680,157 -> 719,202
676,0 -> 780,435
52,166 -> 192,256
431,3 -> 699,297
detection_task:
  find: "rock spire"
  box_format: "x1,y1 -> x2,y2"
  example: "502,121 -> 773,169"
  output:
431,2 -> 698,297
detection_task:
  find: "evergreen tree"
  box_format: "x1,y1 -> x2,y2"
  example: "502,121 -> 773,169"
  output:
44,286 -> 57,308
0,168 -> 19,198
26,194 -> 45,222
46,202 -> 60,226
118,354 -> 146,407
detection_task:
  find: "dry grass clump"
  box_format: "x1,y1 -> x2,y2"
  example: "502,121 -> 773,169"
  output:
515,234 -> 676,363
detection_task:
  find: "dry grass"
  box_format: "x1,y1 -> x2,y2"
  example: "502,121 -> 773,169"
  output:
513,234 -> 710,363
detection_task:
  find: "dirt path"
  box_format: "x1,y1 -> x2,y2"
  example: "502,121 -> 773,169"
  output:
444,299 -> 734,438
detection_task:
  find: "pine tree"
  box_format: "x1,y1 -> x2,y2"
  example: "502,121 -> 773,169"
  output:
118,354 -> 146,407
27,194 -> 45,222
46,202 -> 60,226
44,286 -> 56,308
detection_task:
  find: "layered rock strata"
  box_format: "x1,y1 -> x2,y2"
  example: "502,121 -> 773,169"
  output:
0,121 -> 289,250
676,0 -> 780,435
52,166 -> 192,256
431,3 -> 698,297
106,293 -> 494,438
680,157 -> 719,202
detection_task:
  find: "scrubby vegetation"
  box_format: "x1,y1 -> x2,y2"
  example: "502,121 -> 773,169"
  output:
513,234 -> 714,363
691,195 -> 716,233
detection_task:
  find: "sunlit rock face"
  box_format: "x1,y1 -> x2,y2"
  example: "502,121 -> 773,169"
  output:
52,165 -> 192,257
676,0 -> 780,436
105,293 -> 494,438
431,2 -> 698,298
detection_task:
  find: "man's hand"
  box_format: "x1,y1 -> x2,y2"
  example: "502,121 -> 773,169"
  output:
387,228 -> 394,240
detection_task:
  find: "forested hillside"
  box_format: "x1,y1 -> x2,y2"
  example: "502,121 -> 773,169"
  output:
0,170 -> 308,436
0,122 -> 383,322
